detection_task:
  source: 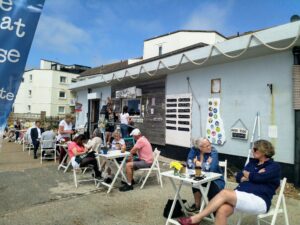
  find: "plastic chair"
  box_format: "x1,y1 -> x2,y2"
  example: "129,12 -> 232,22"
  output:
219,160 -> 227,184
73,164 -> 98,188
236,177 -> 289,225
40,140 -> 56,164
138,148 -> 163,189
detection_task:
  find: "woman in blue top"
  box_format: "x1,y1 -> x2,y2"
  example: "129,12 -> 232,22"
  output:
187,138 -> 225,212
178,139 -> 281,225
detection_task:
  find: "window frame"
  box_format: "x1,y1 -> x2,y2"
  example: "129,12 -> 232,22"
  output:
59,91 -> 66,99
58,106 -> 65,114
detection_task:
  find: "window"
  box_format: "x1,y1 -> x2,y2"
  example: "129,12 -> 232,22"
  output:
60,76 -> 67,83
29,74 -> 32,82
58,106 -> 65,114
27,105 -> 31,112
158,46 -> 162,56
59,91 -> 66,98
71,78 -> 77,83
122,98 -> 141,116
28,90 -> 32,97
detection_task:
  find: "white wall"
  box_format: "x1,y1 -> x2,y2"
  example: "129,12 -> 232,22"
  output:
166,51 -> 294,164
143,32 -> 225,59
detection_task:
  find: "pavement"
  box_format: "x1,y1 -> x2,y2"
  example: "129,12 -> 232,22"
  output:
0,140 -> 299,225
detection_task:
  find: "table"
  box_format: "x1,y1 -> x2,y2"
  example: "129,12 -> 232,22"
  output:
56,143 -> 69,172
96,150 -> 130,193
161,170 -> 222,225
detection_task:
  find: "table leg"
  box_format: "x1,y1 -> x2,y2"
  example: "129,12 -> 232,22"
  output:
198,181 -> 215,221
165,178 -> 184,225
106,157 -> 127,194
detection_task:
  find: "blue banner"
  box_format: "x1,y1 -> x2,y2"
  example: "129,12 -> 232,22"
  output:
0,0 -> 45,133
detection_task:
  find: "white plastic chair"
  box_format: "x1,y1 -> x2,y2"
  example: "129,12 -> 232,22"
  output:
219,160 -> 227,185
236,177 -> 289,225
257,177 -> 289,225
72,164 -> 99,188
40,140 -> 56,164
138,148 -> 163,189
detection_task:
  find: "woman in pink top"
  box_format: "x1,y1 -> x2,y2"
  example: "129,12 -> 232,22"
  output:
119,128 -> 153,192
68,134 -> 102,178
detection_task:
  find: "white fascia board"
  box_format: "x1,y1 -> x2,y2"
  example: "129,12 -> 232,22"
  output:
70,21 -> 300,90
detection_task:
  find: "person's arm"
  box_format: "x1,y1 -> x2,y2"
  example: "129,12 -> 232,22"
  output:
235,161 -> 253,183
58,124 -> 73,135
207,150 -> 219,172
187,148 -> 195,163
72,146 -> 87,156
248,162 -> 281,183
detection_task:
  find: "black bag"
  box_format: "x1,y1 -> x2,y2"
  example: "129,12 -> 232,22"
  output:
163,199 -> 187,218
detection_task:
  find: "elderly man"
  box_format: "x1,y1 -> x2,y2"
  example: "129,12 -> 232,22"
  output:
119,128 -> 153,192
85,128 -> 102,152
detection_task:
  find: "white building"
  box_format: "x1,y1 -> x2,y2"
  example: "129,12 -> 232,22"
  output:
70,22 -> 300,184
14,59 -> 90,116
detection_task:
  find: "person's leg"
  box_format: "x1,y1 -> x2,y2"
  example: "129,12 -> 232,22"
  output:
33,141 -> 39,158
189,189 -> 237,224
81,157 -> 102,177
126,161 -> 134,184
215,203 -> 234,225
59,146 -> 66,163
192,188 -> 201,209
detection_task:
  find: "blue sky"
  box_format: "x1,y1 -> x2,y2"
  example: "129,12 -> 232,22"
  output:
26,0 -> 300,69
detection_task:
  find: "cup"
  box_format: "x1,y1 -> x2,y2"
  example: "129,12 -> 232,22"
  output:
121,146 -> 126,153
195,166 -> 202,177
102,147 -> 108,155
180,164 -> 186,174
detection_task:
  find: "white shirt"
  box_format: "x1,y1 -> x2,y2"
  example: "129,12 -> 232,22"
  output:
111,138 -> 125,150
57,120 -> 73,140
120,113 -> 129,124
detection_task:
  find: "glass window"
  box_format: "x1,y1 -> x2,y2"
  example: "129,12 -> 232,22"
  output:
58,106 -> 65,114
28,90 -> 32,97
60,76 -> 66,83
122,98 -> 141,116
29,74 -> 32,82
59,91 -> 66,98
28,105 -> 31,112
71,78 -> 76,83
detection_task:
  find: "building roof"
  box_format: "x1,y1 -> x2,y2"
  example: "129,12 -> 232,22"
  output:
144,30 -> 227,42
80,60 -> 129,77
80,42 -> 207,77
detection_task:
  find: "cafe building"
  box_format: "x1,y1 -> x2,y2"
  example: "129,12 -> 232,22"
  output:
69,21 -> 300,185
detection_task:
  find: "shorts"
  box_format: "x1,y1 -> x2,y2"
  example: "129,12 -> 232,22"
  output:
235,190 -> 267,214
133,160 -> 152,170
106,125 -> 114,133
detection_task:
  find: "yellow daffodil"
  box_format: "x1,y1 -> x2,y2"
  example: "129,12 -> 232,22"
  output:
170,161 -> 183,171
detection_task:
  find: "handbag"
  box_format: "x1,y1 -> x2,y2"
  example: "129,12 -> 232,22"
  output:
163,199 -> 187,218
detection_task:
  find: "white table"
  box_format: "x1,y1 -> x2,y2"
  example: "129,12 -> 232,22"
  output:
96,150 -> 130,193
161,170 -> 222,225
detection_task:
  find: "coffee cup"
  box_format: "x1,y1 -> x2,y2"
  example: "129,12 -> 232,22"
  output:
195,166 -> 202,177
102,147 -> 108,155
180,164 -> 186,174
121,146 -> 126,153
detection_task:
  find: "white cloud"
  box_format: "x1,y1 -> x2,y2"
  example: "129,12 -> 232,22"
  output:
34,15 -> 91,55
182,1 -> 234,35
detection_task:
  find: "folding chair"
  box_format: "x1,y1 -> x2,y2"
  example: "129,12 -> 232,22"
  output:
257,177 -> 289,225
236,177 -> 289,225
72,164 -> 99,188
138,148 -> 163,189
218,160 -> 227,184
23,132 -> 33,152
40,140 -> 56,164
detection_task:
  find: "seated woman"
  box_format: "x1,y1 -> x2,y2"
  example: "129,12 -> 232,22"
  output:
178,139 -> 281,225
102,130 -> 126,184
187,138 -> 225,212
68,134 -> 102,179
85,128 -> 102,153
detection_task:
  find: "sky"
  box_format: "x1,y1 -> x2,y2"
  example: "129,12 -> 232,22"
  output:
26,0 -> 300,69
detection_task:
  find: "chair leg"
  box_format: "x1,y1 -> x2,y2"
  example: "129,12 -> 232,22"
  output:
157,162 -> 163,188
64,160 -> 71,173
282,196 -> 290,225
140,169 -> 152,189
40,149 -> 43,164
73,169 -> 78,188
236,213 -> 242,225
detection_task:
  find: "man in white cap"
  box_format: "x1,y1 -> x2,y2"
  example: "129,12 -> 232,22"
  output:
119,128 -> 154,192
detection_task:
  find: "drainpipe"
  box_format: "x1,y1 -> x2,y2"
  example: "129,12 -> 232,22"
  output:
87,88 -> 92,139
293,46 -> 300,186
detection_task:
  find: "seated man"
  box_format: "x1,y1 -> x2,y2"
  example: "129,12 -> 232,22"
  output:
85,128 -> 102,153
41,125 -> 56,156
177,139 -> 281,225
119,128 -> 153,192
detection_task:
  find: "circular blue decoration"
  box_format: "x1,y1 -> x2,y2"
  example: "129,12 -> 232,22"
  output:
217,140 -> 222,145
218,133 -> 222,138
209,112 -> 213,117
213,108 -> 218,113
215,121 -> 219,126
210,124 -> 214,129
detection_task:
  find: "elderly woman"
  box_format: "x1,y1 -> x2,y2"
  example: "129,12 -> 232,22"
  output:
186,138 -> 225,212
178,139 -> 281,225
85,128 -> 102,152
68,134 -> 102,179
111,130 -> 126,150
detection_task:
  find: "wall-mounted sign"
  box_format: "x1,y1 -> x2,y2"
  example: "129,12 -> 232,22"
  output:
116,86 -> 142,98
211,78 -> 221,94
230,118 -> 249,140
87,92 -> 100,99
75,102 -> 82,112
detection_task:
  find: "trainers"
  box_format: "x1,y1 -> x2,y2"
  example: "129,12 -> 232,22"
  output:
119,183 -> 133,192
121,179 -> 135,185
185,203 -> 200,212
104,177 -> 112,184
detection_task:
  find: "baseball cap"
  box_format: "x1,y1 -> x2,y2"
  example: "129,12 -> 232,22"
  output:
130,128 -> 141,136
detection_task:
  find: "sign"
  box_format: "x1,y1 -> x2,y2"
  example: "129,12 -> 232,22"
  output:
87,92 -> 100,99
75,102 -> 82,112
116,86 -> 142,98
231,128 -> 248,140
0,0 -> 46,133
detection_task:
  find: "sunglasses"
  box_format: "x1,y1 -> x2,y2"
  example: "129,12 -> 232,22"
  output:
253,147 -> 259,152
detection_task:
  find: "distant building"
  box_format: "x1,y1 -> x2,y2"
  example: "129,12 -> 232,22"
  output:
13,59 -> 90,116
